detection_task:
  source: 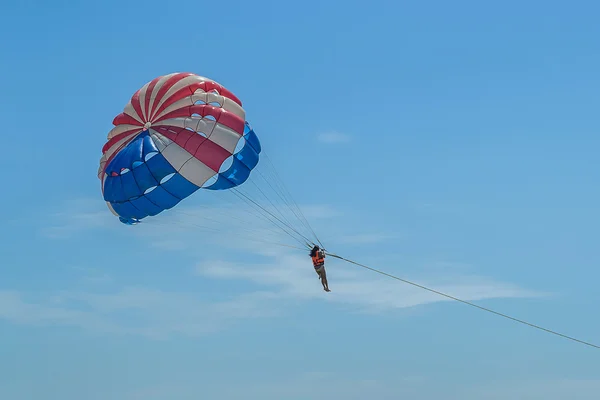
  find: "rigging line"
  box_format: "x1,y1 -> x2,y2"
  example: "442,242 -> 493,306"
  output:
217,188 -> 285,231
246,176 -> 299,233
326,252 -> 600,351
229,189 -> 294,236
168,209 -> 287,241
232,187 -> 314,247
262,151 -> 325,248
167,193 -> 289,235
260,154 -> 321,242
253,167 -> 314,240
229,186 -> 298,236
144,217 -> 308,251
230,190 -> 311,249
254,164 -> 313,241
253,162 -> 311,234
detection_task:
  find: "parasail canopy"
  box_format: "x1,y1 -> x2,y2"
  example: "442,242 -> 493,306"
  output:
98,72 -> 261,225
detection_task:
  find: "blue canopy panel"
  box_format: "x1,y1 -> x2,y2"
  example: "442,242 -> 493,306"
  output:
204,122 -> 261,191
102,130 -> 201,223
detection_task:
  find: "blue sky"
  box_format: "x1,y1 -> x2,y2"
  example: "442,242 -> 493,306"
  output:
1,0 -> 600,398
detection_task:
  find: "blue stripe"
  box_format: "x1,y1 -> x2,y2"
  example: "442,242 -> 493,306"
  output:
205,122 -> 261,191
110,201 -> 148,220
144,186 -> 182,211
103,175 -> 126,202
235,137 -> 259,170
120,170 -> 141,200
205,156 -> 251,190
103,131 -> 176,203
105,133 -> 144,175
145,151 -> 176,182
160,173 -> 200,200
243,122 -> 262,154
141,131 -> 159,157
130,195 -> 164,216
108,172 -> 199,222
131,163 -> 159,192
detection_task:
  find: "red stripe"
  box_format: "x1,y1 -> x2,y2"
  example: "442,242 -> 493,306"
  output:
101,140 -> 129,176
193,137 -> 231,172
155,105 -> 244,135
149,83 -> 202,121
182,130 -> 207,155
148,73 -> 194,119
102,128 -> 141,154
144,75 -> 162,119
112,112 -> 142,127
154,125 -> 231,172
156,126 -> 201,151
166,126 -> 195,147
149,77 -> 243,121
203,81 -> 242,106
129,89 -> 145,123
155,126 -> 205,153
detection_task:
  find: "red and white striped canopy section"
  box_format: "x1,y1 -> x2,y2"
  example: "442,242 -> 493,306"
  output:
98,72 -> 246,182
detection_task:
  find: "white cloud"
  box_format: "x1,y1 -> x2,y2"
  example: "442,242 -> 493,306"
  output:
317,131 -> 351,143
0,247 -> 543,338
196,251 -> 543,313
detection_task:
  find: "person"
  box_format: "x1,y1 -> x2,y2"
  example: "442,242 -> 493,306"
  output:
310,245 -> 330,292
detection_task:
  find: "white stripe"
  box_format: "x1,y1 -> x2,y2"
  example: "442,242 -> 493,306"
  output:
154,117 -> 240,153
220,97 -> 246,120
153,91 -> 246,121
137,80 -> 151,121
98,156 -> 107,179
107,124 -> 141,140
179,157 -> 217,187
100,133 -> 139,174
122,102 -> 144,124
160,141 -> 190,170
150,75 -> 209,119
146,73 -> 179,119
161,142 -> 216,187
149,130 -> 173,151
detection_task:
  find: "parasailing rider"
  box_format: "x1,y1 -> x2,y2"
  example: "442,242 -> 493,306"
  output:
310,245 -> 330,292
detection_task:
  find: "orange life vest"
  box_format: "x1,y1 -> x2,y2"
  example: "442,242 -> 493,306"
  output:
312,250 -> 325,268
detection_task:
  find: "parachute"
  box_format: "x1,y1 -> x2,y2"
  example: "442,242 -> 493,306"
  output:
98,72 -> 323,250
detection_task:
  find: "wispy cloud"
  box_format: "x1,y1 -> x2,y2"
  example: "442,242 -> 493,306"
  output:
196,251 -> 544,313
38,198 -> 115,239
0,287 -> 278,339
0,246 -> 543,338
317,131 -> 351,143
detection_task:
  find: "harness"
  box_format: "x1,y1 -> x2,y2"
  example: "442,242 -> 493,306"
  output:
312,250 -> 325,269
